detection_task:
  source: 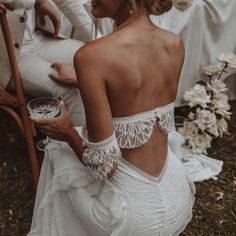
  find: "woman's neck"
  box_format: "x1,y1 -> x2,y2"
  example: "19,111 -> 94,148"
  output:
115,10 -> 151,29
112,1 -> 130,27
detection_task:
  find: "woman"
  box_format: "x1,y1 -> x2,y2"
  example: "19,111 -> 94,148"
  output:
28,0 -> 195,235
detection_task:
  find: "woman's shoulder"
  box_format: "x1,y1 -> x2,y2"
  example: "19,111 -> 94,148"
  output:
74,35 -> 116,68
74,35 -> 118,86
157,28 -> 184,53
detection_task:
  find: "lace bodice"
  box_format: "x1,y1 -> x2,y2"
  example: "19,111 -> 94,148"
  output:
80,102 -> 175,179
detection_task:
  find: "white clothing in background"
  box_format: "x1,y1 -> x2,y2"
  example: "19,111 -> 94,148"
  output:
8,33 -> 85,125
154,0 -> 236,105
23,9 -> 35,43
0,0 -> 87,125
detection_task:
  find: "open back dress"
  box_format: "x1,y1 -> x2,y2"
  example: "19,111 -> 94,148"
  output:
28,101 -> 195,236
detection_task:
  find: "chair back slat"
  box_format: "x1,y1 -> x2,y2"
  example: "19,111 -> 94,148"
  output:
0,4 -> 39,188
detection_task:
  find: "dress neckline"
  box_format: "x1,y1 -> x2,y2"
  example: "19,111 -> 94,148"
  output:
112,101 -> 175,122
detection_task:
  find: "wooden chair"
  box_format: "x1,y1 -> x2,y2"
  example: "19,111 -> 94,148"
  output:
0,4 -> 39,188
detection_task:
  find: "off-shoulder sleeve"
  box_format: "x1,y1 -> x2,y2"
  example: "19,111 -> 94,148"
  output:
79,128 -> 121,180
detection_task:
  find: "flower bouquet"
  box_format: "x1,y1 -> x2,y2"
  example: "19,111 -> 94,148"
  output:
179,52 -> 236,154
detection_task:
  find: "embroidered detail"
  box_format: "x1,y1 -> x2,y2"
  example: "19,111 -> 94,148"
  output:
113,103 -> 175,149
82,133 -> 121,180
113,118 -> 156,149
158,108 -> 175,133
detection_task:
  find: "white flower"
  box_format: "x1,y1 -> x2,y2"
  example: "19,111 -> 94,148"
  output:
173,0 -> 193,11
218,52 -> 236,69
184,84 -> 211,108
217,118 -> 228,137
201,65 -> 220,77
213,92 -> 228,102
188,112 -> 195,120
212,97 -> 231,119
187,133 -> 212,154
194,109 -> 217,131
208,125 -> 219,137
178,121 -> 198,137
207,79 -> 228,94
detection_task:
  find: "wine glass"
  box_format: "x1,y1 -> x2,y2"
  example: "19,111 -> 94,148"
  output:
27,97 -> 60,151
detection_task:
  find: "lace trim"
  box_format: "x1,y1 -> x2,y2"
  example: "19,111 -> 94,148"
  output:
113,103 -> 175,149
81,133 -> 122,180
158,108 -> 175,133
113,117 -> 157,149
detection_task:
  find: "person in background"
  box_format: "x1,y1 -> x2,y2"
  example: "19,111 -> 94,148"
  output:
0,0 -> 91,125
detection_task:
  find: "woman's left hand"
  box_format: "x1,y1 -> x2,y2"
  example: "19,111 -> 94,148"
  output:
31,101 -> 75,142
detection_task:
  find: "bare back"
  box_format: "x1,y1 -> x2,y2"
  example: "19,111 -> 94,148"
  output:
92,22 -> 184,113
75,18 -> 185,178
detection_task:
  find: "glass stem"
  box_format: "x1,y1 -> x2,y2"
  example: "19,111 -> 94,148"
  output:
46,136 -> 51,144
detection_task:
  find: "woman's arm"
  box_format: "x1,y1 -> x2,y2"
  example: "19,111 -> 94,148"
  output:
74,44 -> 114,143
33,42 -> 118,177
73,44 -> 118,178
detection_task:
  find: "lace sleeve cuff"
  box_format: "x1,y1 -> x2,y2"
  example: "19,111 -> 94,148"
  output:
81,132 -> 121,180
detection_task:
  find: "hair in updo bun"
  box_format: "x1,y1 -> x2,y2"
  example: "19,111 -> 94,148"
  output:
129,0 -> 173,16
148,0 -> 173,15
115,0 -> 172,28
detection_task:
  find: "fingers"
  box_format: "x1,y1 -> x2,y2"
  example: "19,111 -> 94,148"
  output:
49,63 -> 63,81
51,63 -> 61,71
59,101 -> 67,114
48,13 -> 60,38
42,128 -> 59,140
30,117 -> 54,126
49,73 -> 68,85
49,73 -> 60,81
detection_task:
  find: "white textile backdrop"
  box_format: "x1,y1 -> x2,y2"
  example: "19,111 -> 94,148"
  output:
162,0 -> 236,106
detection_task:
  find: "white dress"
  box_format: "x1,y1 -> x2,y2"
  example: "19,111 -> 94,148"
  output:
28,102 -> 195,236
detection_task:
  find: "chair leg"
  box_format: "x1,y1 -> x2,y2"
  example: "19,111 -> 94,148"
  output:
0,105 -> 24,135
0,105 -> 39,188
20,106 -> 40,188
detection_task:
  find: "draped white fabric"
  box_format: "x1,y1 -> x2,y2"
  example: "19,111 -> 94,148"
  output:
168,131 -> 223,182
